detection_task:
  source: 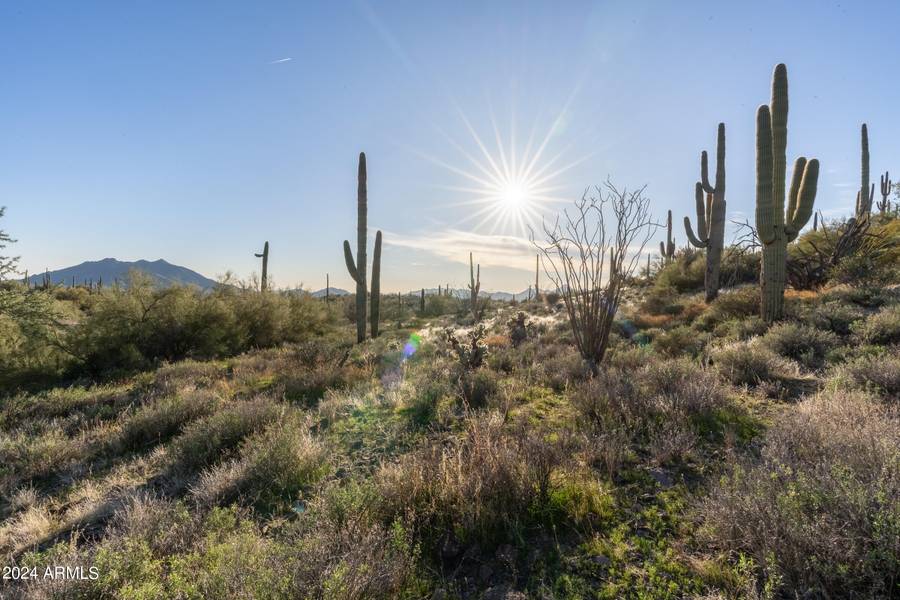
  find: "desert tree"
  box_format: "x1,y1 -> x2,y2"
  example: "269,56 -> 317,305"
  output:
533,180 -> 656,370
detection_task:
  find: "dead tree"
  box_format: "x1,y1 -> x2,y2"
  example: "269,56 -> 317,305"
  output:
533,180 -> 656,370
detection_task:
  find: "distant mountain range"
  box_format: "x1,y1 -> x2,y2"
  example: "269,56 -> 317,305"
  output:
25,259 -> 543,300
310,287 -> 350,298
27,258 -> 219,290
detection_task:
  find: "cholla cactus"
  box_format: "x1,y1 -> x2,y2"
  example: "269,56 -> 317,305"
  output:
684,123 -> 727,302
445,324 -> 487,369
756,64 -> 819,323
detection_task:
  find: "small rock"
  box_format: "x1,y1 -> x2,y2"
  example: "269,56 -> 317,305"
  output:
590,554 -> 611,567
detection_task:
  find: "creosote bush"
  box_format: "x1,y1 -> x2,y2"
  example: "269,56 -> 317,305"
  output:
852,304 -> 900,346
760,322 -> 839,369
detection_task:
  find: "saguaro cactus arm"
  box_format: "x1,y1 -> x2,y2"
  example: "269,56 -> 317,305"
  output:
343,241 -> 360,284
786,158 -> 819,241
370,230 -> 382,337
684,182 -> 709,248
755,105 -> 776,245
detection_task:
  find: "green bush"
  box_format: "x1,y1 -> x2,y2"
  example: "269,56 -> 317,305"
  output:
760,322 -> 839,369
652,325 -> 707,357
834,354 -> 900,400
709,340 -> 798,388
118,391 -> 220,451
852,305 -> 900,346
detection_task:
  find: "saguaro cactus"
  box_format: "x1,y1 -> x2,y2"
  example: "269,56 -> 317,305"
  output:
326,273 -> 330,303
254,241 -> 269,291
534,254 -> 541,301
878,171 -> 892,214
343,152 -> 383,342
684,123 -> 727,302
856,124 -> 874,217
420,288 -> 425,313
756,63 -> 819,323
469,252 -> 481,320
659,210 -> 675,261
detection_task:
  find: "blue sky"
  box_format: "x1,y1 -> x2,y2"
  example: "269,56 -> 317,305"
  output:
2,1 -> 898,292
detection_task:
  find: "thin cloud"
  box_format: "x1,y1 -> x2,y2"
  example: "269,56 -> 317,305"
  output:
269,57 -> 293,64
385,229 -> 536,271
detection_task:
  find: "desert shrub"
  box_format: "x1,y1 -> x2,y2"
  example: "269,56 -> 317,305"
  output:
376,414 -> 566,549
61,276 -> 331,379
536,344 -> 592,391
654,249 -> 706,293
192,419 -> 328,514
700,390 -> 900,597
571,360 -> 728,472
506,311 -> 530,347
696,287 -> 760,330
709,340 -> 798,388
117,390 -> 220,451
287,483 -> 426,598
653,325 -> 707,357
639,284 -> 682,315
760,322 -> 839,369
834,354 -> 900,400
801,300 -> 866,336
822,286 -> 893,309
456,367 -> 499,409
852,304 -> 900,346
171,397 -> 284,471
711,316 -> 768,341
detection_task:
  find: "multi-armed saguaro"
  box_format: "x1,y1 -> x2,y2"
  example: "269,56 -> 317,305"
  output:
685,123 -> 727,302
469,252 -> 481,320
254,241 -> 269,292
343,152 -> 383,342
856,124 -> 874,218
878,171 -> 892,214
756,63 -> 819,323
659,210 -> 675,261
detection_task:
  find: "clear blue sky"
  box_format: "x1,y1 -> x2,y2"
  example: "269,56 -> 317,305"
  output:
2,1 -> 898,292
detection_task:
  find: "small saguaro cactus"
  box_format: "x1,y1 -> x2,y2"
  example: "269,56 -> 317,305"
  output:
856,124 -> 874,218
469,252 -> 482,320
326,273 -> 330,303
878,171 -> 892,214
420,288 -> 425,313
684,123 -> 727,302
343,152 -> 383,342
534,254 -> 541,301
756,63 -> 819,323
660,210 -> 676,261
254,241 -> 269,292
813,211 -> 818,232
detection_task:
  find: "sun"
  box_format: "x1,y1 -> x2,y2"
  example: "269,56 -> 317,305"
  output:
413,105 -> 590,236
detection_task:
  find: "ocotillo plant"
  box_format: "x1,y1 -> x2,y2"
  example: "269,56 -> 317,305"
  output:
343,153 -> 383,342
756,63 -> 819,323
659,210 -> 675,261
534,254 -> 540,301
469,252 -> 481,320
254,241 -> 269,291
684,123 -> 727,302
878,171 -> 892,214
856,124 -> 874,217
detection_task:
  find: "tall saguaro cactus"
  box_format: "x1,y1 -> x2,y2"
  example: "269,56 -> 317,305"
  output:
343,152 -> 383,342
856,124 -> 874,217
254,241 -> 269,292
685,123 -> 727,302
469,252 -> 481,320
878,171 -> 892,214
659,210 -> 675,261
756,64 -> 819,323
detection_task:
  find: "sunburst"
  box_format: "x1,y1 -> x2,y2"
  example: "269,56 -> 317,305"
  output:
415,102 -> 591,237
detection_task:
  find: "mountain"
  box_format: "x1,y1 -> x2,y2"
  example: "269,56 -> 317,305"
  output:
27,258 -> 219,290
310,287 -> 350,298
